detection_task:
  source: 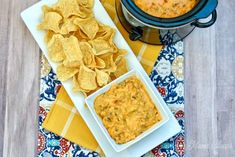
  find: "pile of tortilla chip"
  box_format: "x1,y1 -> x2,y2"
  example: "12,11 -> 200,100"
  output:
38,0 -> 128,96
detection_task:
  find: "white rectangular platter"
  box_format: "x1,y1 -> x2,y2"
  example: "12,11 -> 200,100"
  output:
21,0 -> 181,156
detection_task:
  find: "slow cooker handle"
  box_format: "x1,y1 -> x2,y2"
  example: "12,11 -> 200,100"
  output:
129,27 -> 143,41
192,10 -> 217,28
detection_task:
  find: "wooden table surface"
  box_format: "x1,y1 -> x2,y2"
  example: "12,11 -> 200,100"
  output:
0,0 -> 234,156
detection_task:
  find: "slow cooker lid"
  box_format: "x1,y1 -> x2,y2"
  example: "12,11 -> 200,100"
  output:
121,0 -> 218,28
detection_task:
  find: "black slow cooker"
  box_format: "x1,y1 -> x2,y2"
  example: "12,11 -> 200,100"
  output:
116,0 -> 218,45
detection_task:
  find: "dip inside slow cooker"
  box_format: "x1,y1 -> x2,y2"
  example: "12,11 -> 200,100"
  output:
133,0 -> 200,18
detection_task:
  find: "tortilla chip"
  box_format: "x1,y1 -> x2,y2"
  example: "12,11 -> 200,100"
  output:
38,12 -> 62,33
41,5 -> 57,15
95,69 -> 110,86
62,35 -> 83,62
109,73 -> 117,81
77,65 -> 97,90
77,1 -> 93,17
57,64 -> 79,81
113,58 -> 128,78
72,75 -> 90,93
100,54 -> 117,73
96,24 -> 117,51
47,34 -> 66,62
74,17 -> 99,39
77,0 -> 94,8
60,16 -> 79,34
79,42 -> 96,67
44,30 -> 55,43
113,49 -> 128,64
109,34 -> 118,53
89,39 -> 113,55
73,29 -> 89,41
53,0 -> 87,18
63,59 -> 83,68
95,24 -> 114,40
94,57 -> 106,69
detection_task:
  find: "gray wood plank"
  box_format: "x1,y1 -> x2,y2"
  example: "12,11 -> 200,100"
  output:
185,0 -> 235,156
185,26 -> 217,157
215,1 -> 235,156
0,0 -> 10,155
1,0 -> 40,156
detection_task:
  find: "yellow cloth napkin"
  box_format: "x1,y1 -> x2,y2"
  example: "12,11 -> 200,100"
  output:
42,0 -> 163,155
42,86 -> 104,155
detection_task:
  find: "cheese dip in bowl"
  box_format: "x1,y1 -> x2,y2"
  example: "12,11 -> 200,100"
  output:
133,0 -> 200,18
85,69 -> 169,152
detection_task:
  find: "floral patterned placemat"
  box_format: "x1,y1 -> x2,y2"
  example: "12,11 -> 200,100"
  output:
38,41 -> 184,157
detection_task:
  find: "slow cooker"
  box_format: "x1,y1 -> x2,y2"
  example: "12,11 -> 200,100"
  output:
116,0 -> 218,45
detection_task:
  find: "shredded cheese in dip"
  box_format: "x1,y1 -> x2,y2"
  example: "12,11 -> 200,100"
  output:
134,0 -> 199,18
94,76 -> 162,144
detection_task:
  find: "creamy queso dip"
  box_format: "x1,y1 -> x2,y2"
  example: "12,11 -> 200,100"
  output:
134,0 -> 199,18
94,76 -> 162,144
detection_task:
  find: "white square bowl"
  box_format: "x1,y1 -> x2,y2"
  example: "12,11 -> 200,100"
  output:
85,69 -> 170,152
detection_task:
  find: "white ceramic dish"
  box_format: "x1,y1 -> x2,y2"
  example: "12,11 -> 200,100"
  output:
85,69 -> 169,152
21,0 -> 181,156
